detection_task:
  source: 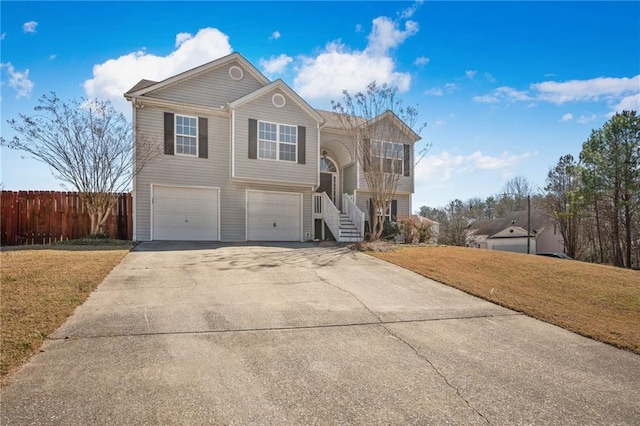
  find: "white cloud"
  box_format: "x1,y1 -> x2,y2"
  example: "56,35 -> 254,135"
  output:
259,54 -> 293,76
84,27 -> 232,113
577,114 -> 598,124
49,54 -> 56,61
424,82 -> 457,97
560,113 -> 573,122
293,9 -> 418,100
424,88 -> 443,96
532,75 -> 640,104
1,62 -> 34,98
366,16 -> 418,56
473,86 -> 533,103
415,150 -> 537,186
175,32 -> 192,47
474,75 -> 640,114
433,118 -> 445,128
413,56 -> 429,67
465,70 -> 477,79
269,31 -> 281,41
355,24 -> 363,33
612,93 -> 640,113
484,72 -> 496,83
1,33 -> 6,40
23,21 -> 38,33
294,42 -> 412,99
398,0 -> 423,19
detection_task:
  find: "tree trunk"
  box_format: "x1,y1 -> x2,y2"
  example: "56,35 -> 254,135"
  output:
594,198 -> 604,263
624,203 -> 632,268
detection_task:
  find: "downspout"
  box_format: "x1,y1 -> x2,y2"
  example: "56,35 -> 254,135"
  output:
230,105 -> 235,179
131,97 -> 137,241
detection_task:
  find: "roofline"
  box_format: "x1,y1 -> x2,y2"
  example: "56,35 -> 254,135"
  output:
228,79 -> 325,123
126,95 -> 229,116
367,110 -> 421,142
125,52 -> 270,98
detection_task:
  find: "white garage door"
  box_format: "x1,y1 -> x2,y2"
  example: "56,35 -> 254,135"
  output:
152,186 -> 219,241
247,191 -> 301,241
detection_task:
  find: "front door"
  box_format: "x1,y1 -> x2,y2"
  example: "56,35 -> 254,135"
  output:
319,172 -> 333,200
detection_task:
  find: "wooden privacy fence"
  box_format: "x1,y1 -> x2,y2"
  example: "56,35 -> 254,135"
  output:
1,191 -> 132,245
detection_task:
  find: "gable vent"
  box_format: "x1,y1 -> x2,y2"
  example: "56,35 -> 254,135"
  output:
272,93 -> 286,108
229,66 -> 244,81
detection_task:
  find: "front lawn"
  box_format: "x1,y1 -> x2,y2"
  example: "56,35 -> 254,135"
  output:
372,246 -> 640,353
1,246 -> 131,383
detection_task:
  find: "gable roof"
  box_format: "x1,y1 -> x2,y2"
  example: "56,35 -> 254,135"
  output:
316,109 -> 420,142
126,79 -> 157,93
124,52 -> 270,98
367,110 -> 421,142
229,79 -> 325,123
491,226 -> 532,238
316,109 -> 366,129
468,209 -> 554,238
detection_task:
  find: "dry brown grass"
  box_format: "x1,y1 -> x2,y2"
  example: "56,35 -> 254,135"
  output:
1,247 -> 130,382
372,246 -> 640,353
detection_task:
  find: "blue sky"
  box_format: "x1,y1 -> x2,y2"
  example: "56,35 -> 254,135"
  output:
1,1 -> 639,210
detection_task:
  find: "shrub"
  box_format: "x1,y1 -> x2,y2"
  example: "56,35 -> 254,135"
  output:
398,217 -> 432,244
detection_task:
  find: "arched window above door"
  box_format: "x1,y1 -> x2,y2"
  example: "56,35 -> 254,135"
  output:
320,157 -> 337,172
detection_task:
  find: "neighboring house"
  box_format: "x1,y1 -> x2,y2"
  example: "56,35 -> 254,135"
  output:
466,209 -> 565,254
124,52 -> 419,242
410,214 -> 440,243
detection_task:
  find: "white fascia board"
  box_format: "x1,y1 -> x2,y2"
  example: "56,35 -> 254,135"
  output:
132,97 -> 229,116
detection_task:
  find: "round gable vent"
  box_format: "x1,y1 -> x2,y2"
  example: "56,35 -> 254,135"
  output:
272,93 -> 286,108
229,66 -> 244,81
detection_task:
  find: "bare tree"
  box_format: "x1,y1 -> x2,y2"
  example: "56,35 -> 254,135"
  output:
502,176 -> 534,211
332,82 -> 427,241
1,93 -> 159,236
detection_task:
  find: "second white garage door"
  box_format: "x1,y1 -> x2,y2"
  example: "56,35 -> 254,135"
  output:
247,190 -> 302,241
152,185 -> 219,241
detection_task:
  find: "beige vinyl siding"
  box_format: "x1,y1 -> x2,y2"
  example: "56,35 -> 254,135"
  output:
343,163 -> 357,194
319,129 -> 356,165
233,89 -> 318,185
355,165 -> 414,193
355,191 -> 411,221
147,62 -> 264,107
134,105 -> 313,241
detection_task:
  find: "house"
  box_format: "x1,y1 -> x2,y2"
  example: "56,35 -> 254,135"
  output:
124,53 -> 419,242
466,209 -> 565,254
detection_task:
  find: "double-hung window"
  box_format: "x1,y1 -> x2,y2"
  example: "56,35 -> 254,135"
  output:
258,121 -> 297,162
372,140 -> 403,174
175,115 -> 198,156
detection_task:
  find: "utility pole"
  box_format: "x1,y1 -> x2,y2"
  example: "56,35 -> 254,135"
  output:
527,195 -> 531,254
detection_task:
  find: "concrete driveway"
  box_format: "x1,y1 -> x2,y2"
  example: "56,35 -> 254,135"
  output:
2,242 -> 639,425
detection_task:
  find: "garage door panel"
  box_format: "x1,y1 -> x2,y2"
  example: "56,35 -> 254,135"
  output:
153,186 -> 219,241
247,191 -> 301,241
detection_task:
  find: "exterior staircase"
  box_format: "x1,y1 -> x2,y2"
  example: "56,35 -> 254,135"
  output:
313,192 -> 364,242
337,213 -> 362,242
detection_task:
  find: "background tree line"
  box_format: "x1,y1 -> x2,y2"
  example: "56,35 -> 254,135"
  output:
419,111 -> 639,269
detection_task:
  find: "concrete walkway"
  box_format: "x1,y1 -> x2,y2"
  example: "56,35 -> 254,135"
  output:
2,242 -> 639,424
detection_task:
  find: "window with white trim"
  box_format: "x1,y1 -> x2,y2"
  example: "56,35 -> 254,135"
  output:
175,115 -> 197,156
258,121 -> 297,162
372,140 -> 403,174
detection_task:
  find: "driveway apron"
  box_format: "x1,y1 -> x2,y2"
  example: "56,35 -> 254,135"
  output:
2,242 -> 639,425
